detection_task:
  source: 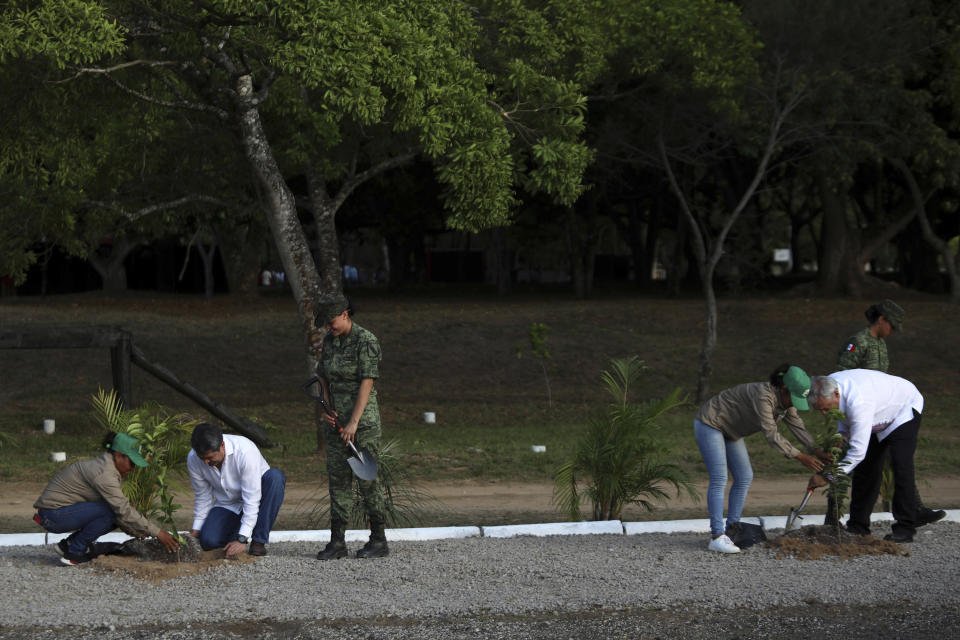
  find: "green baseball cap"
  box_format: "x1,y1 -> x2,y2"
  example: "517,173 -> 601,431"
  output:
782,366 -> 811,411
109,432 -> 148,467
878,299 -> 905,331
314,294 -> 349,328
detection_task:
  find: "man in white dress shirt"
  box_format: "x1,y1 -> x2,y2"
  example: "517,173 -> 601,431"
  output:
807,369 -> 924,542
188,423 -> 286,557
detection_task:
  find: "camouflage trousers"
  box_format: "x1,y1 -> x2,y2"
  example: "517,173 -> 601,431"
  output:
323,422 -> 387,526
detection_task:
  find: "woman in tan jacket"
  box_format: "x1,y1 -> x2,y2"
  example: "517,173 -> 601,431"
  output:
694,364 -> 829,553
34,432 -> 180,565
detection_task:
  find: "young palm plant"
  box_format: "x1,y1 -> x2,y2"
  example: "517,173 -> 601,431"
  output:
91,388 -> 199,539
553,356 -> 697,521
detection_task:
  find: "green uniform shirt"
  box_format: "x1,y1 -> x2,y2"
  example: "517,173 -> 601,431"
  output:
837,327 -> 888,372
316,322 -> 381,426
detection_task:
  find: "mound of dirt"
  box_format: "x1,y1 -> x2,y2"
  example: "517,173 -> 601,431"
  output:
89,547 -> 259,583
120,535 -> 204,563
766,525 -> 909,560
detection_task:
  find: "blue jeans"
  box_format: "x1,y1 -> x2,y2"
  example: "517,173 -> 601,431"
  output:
197,468 -> 286,549
37,501 -> 116,556
694,419 -> 753,537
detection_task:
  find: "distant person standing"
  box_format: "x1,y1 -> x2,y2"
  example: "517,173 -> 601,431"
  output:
836,299 -> 903,371
313,294 -> 389,560
834,299 -> 944,526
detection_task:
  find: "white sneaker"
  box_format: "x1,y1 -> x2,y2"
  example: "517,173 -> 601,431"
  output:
708,534 -> 741,553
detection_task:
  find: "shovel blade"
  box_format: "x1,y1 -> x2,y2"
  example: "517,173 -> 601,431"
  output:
347,446 -> 378,481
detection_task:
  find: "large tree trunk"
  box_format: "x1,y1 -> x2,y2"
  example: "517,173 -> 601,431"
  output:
195,242 -> 217,298
894,159 -> 960,303
235,75 -> 323,367
305,167 -> 344,296
698,265 -> 718,403
815,170 -> 864,295
89,238 -> 135,294
217,223 -> 263,297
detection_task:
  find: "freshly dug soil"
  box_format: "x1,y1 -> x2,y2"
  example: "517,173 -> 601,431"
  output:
767,524 -> 909,560
90,546 -> 258,584
86,536 -> 259,583
120,534 -> 204,563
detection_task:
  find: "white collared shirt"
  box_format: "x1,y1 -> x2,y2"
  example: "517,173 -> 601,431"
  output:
188,434 -> 270,538
830,369 -> 924,475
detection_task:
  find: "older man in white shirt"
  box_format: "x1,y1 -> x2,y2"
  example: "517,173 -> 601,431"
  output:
188,423 -> 286,557
807,369 -> 924,542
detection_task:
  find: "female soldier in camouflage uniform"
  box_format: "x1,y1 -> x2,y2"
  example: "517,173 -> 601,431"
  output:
313,295 -> 389,560
836,299 -> 903,372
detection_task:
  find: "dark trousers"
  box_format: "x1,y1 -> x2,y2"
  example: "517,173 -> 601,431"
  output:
848,411 -> 921,537
198,468 -> 286,549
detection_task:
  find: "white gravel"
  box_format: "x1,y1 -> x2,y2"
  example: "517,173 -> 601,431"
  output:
0,522 -> 957,637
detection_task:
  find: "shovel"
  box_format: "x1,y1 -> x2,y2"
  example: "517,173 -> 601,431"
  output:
301,377 -> 379,481
785,488 -> 814,531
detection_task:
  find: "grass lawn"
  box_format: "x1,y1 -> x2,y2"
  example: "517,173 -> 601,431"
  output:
2,287 -> 958,492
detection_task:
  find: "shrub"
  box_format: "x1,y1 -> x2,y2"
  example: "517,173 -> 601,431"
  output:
90,388 -> 199,538
307,438 -> 438,528
553,356 -> 697,521
816,408 -> 851,529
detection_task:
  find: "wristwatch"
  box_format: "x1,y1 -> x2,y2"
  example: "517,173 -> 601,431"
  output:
235,535 -> 248,544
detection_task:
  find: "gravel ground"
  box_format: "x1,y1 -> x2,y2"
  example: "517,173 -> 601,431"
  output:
1,522 -> 957,639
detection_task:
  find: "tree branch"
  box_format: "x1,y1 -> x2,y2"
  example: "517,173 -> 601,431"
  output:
86,195 -> 231,222
54,59 -> 178,83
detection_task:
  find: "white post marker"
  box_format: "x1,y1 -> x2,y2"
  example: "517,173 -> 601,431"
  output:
42,419 -> 55,435
423,412 -> 436,424
50,452 -> 66,462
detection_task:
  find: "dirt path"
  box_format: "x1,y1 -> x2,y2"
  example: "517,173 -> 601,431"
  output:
4,475 -> 958,532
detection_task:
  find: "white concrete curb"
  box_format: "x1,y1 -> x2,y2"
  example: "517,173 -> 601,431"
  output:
2,510 -> 956,548
482,520 -> 624,538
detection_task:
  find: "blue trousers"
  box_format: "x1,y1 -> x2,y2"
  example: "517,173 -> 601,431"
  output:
198,468 -> 286,549
694,419 -> 754,537
37,501 -> 116,556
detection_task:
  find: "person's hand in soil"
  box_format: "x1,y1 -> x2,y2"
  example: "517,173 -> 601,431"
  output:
795,452 -> 824,472
156,529 -> 181,553
224,540 -> 246,558
807,473 -> 829,490
189,529 -> 200,538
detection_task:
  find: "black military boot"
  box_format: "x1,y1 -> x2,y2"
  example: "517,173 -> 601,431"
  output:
355,521 -> 389,559
316,521 -> 348,560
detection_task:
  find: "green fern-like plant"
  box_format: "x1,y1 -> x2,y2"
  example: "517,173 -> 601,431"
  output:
91,388 -> 199,539
308,438 -> 440,528
553,356 -> 698,521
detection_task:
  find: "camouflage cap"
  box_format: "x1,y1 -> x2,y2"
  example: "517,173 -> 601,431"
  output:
878,299 -> 905,331
314,294 -> 350,328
